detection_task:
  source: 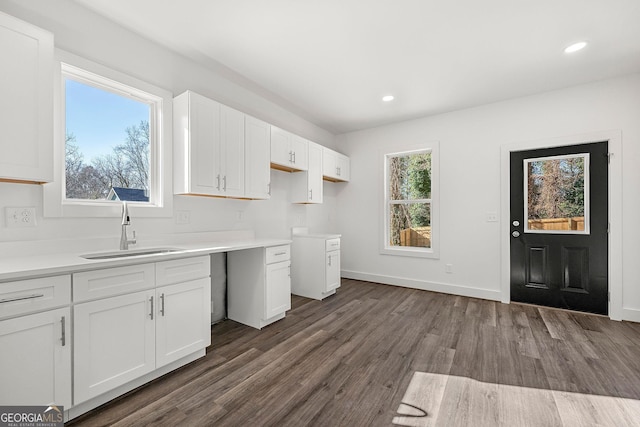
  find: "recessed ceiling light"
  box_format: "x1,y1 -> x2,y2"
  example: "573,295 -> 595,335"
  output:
382,95 -> 395,102
564,41 -> 587,53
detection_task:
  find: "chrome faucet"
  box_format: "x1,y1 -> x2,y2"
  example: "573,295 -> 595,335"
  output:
120,201 -> 137,250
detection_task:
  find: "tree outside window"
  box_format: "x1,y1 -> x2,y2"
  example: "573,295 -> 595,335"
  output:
525,154 -> 588,232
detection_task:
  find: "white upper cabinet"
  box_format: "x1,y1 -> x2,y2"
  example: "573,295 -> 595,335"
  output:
244,115 -> 271,199
270,126 -> 308,171
173,90 -> 244,197
291,141 -> 323,204
0,12 -> 53,183
322,147 -> 350,182
220,105 -> 245,198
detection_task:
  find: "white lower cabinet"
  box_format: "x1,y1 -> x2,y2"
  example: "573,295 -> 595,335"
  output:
228,245 -> 291,329
326,249 -> 341,293
73,256 -> 211,406
0,306 -> 71,407
291,235 -> 342,300
0,274 -> 71,407
265,261 -> 292,319
74,290 -> 156,404
156,278 -> 211,367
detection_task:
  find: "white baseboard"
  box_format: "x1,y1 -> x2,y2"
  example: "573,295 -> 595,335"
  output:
341,270 -> 502,302
621,308 -> 640,323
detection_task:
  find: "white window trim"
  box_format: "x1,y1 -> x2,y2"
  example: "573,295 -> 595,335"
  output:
44,49 -> 173,218
380,143 -> 440,259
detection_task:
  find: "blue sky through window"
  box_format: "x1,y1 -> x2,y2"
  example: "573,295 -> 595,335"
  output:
65,78 -> 150,162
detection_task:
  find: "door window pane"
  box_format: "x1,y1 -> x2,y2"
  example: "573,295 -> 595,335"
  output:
525,154 -> 589,234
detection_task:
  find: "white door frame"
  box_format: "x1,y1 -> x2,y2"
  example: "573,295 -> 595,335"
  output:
500,130 -> 623,320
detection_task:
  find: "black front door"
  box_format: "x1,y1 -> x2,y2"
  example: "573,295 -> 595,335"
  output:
510,142 -> 608,315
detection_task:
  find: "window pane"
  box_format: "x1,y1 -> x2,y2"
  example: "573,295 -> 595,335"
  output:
388,152 -> 431,200
389,203 -> 431,248
526,155 -> 587,232
65,78 -> 151,202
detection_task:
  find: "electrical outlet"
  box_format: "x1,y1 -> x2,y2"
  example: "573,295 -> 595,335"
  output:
176,210 -> 190,225
445,264 -> 453,274
486,212 -> 498,222
6,207 -> 37,227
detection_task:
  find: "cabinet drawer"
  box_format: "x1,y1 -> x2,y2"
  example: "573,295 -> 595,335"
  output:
156,255 -> 210,287
74,264 -> 155,302
266,245 -> 291,264
0,275 -> 70,319
326,238 -> 341,251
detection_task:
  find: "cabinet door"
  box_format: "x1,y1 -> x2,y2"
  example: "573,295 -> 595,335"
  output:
74,290 -> 155,404
291,134 -> 309,171
336,153 -> 350,181
0,12 -> 53,183
174,91 -> 222,195
291,142 -> 323,204
245,116 -> 271,199
322,148 -> 338,179
0,307 -> 70,406
156,278 -> 211,368
308,142 -> 323,203
326,250 -> 341,292
220,105 -> 245,197
265,260 -> 291,319
270,126 -> 293,168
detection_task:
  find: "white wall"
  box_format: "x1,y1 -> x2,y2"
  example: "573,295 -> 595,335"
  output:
0,0 -> 340,250
336,73 -> 640,320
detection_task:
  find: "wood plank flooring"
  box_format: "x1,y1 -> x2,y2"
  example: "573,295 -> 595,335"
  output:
67,279 -> 640,426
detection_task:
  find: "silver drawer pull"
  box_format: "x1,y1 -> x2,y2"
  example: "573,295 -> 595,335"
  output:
61,316 -> 66,347
274,251 -> 287,256
0,294 -> 45,304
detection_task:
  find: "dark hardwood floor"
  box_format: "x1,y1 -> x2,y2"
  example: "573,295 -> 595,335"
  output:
68,279 -> 640,426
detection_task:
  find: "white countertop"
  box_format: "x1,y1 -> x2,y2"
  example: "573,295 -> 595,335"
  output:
0,238 -> 291,282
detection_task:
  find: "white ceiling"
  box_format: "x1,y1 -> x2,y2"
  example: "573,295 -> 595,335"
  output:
74,0 -> 640,135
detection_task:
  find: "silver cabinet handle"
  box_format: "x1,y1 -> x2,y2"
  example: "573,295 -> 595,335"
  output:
216,174 -> 221,190
0,294 -> 44,304
267,182 -> 271,195
328,255 -> 332,266
289,151 -> 293,162
149,296 -> 154,320
160,293 -> 165,317
293,151 -> 296,164
309,188 -> 313,200
223,176 -> 227,191
274,251 -> 287,256
61,316 -> 66,347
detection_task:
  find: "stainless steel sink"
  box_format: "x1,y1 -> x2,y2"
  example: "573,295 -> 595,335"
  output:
81,247 -> 183,260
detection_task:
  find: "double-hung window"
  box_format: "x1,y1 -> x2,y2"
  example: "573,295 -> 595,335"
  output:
383,147 -> 439,258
